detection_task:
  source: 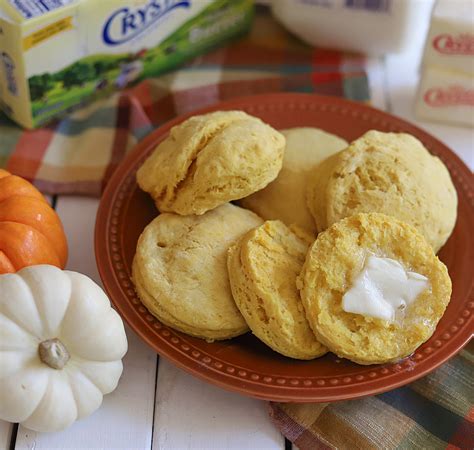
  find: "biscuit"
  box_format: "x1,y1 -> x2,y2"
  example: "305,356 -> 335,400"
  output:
228,220 -> 327,359
306,130 -> 457,252
132,203 -> 263,341
137,111 -> 285,215
297,213 -> 452,365
240,128 -> 347,232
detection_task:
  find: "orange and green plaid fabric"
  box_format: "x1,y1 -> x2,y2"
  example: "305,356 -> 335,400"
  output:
0,6 -> 368,195
270,341 -> 473,449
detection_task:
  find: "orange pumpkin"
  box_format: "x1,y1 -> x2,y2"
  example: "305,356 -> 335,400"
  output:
0,169 -> 68,273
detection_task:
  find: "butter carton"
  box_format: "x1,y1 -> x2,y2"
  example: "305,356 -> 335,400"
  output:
0,0 -> 253,128
422,0 -> 474,75
415,0 -> 474,127
415,67 -> 474,127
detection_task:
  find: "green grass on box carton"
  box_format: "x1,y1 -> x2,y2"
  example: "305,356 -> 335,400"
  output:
0,0 -> 254,128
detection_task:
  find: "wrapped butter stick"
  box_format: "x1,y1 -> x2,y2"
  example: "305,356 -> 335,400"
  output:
415,67 -> 474,127
422,0 -> 474,75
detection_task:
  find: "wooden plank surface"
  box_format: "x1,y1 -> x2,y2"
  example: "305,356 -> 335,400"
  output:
153,359 -> 284,450
0,421 -> 13,450
13,197 -> 157,450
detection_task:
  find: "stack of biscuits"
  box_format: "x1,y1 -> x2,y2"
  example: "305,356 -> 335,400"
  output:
132,110 -> 456,365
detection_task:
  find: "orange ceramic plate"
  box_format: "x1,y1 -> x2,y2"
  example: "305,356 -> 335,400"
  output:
95,93 -> 474,402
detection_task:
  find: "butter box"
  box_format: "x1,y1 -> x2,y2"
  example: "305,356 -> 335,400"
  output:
415,66 -> 474,127
415,0 -> 474,127
0,0 -> 253,128
422,0 -> 474,75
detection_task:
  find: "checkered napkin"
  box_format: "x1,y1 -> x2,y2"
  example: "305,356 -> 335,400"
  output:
270,341 -> 474,450
0,6 -> 368,195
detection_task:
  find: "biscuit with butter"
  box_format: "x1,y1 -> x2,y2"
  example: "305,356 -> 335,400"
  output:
298,213 -> 452,365
132,203 -> 263,341
240,127 -> 347,232
307,130 -> 457,252
137,111 -> 285,215
228,220 -> 327,359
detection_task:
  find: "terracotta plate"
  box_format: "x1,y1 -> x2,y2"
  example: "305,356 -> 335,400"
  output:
95,93 -> 474,402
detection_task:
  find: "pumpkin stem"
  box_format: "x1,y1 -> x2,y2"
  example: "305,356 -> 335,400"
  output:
38,338 -> 70,370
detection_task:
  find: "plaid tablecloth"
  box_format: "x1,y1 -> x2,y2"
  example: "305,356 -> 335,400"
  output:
270,341 -> 473,450
1,5 -> 471,449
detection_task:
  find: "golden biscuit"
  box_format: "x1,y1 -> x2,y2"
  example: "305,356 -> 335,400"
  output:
133,204 -> 263,341
240,127 -> 347,232
298,213 -> 452,365
137,111 -> 285,215
307,130 -> 457,252
228,220 -> 327,359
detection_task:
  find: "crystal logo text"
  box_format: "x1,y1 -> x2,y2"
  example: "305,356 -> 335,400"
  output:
103,0 -> 191,46
424,86 -> 474,107
433,33 -> 474,55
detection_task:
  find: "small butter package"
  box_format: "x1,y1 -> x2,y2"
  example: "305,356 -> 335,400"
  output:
415,67 -> 473,127
415,0 -> 474,127
422,0 -> 474,74
0,0 -> 253,128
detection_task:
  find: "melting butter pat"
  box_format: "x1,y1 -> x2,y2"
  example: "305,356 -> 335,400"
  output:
342,256 -> 429,322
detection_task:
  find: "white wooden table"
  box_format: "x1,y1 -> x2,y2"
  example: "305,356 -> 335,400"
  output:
1,26 -> 473,450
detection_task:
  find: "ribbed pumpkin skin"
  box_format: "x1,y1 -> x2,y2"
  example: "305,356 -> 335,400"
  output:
0,169 -> 68,273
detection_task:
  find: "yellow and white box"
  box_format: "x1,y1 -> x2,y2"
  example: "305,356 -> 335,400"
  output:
0,0 -> 253,128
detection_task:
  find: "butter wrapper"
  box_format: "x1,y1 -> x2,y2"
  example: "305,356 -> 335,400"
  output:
422,0 -> 474,75
415,66 -> 474,127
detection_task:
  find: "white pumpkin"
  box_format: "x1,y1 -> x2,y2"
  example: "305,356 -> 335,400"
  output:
0,265 -> 128,432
